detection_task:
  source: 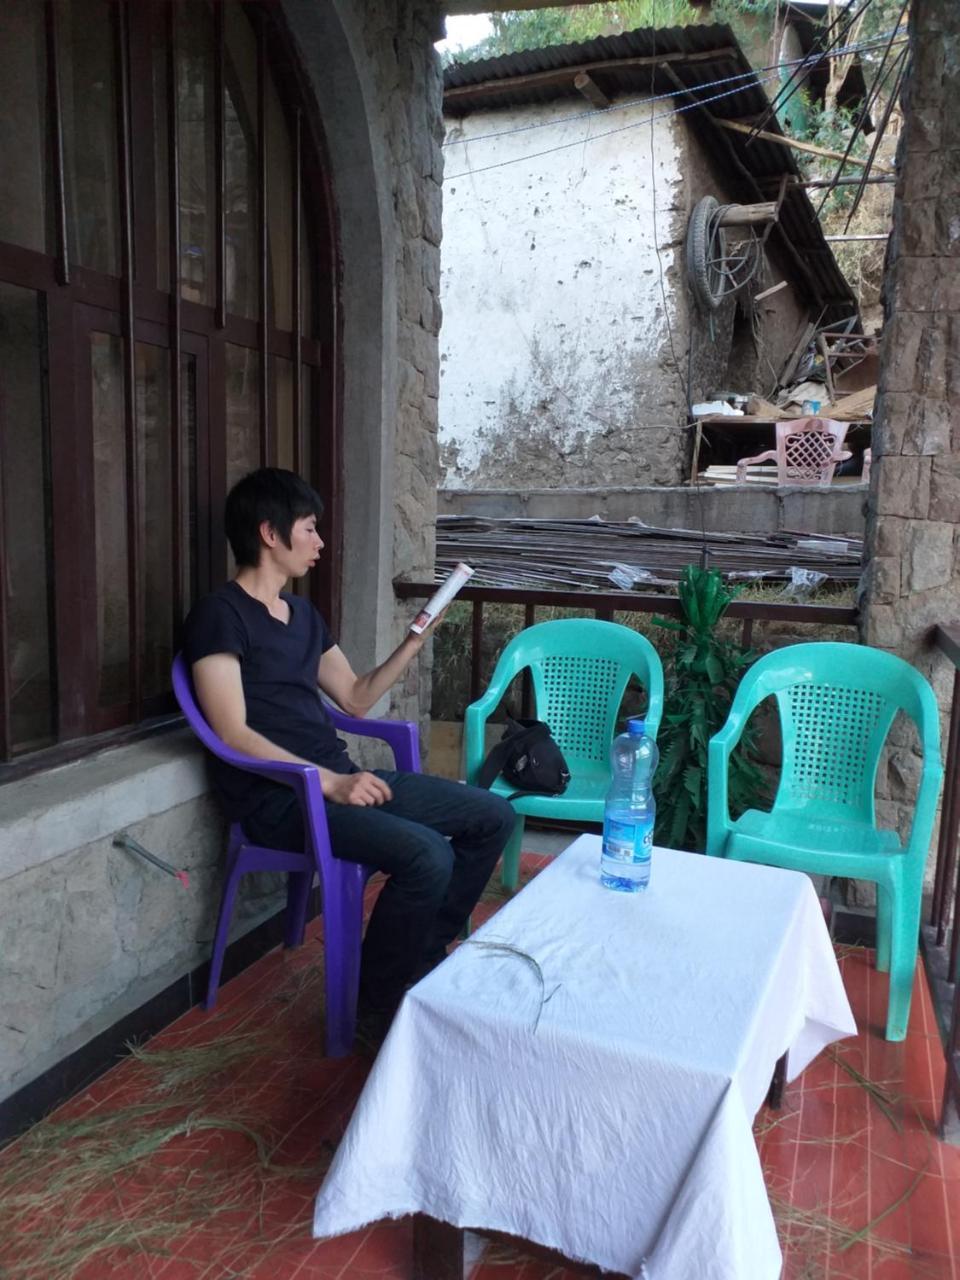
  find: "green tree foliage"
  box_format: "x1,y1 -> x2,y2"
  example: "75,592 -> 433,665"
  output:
652,565 -> 767,853
448,3 -> 696,65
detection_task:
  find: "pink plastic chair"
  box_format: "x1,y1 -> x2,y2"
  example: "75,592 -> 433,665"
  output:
172,653 -> 421,1057
736,417 -> 852,485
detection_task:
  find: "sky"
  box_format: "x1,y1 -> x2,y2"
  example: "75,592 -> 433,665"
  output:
434,13 -> 494,57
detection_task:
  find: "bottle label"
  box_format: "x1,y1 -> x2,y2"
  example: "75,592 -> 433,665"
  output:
603,816 -> 653,864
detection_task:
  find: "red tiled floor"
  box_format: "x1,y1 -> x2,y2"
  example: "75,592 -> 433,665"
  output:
1,855 -> 957,1280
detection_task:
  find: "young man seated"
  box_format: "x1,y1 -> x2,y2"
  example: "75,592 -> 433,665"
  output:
184,468 -> 515,1049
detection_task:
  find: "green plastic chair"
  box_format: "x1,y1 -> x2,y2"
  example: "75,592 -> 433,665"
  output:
706,641 -> 943,1042
464,619 -> 664,890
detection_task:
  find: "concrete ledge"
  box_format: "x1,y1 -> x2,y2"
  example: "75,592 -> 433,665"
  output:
439,484 -> 867,535
0,730 -> 208,884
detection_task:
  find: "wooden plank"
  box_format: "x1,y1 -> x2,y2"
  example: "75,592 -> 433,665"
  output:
717,202 -> 778,227
754,280 -> 788,302
444,47 -> 736,105
574,71 -> 610,109
715,119 -> 896,172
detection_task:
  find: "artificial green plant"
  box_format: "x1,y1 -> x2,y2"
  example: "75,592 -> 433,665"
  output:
652,564 -> 767,852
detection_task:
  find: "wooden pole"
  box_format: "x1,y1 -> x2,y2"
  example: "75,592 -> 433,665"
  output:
715,119 -> 897,172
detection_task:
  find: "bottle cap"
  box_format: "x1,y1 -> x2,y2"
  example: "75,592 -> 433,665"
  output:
627,717 -> 646,736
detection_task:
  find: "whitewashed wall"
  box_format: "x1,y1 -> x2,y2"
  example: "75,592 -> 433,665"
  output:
439,95 -> 687,489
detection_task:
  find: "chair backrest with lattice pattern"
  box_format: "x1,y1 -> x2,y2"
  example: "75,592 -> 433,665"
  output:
499,620 -> 664,770
776,417 -> 848,485
732,643 -> 939,825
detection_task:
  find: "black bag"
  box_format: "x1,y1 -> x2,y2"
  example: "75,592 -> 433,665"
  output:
477,714 -> 571,799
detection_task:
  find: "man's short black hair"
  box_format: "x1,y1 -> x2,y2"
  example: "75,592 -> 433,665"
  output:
225,468 -> 325,568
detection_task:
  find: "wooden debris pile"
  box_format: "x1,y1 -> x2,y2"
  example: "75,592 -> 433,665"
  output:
434,516 -> 862,590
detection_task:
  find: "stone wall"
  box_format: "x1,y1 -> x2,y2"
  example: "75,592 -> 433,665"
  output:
860,0 -> 960,861
439,96 -> 689,491
374,1 -> 445,736
437,89 -> 817,494
439,482 -> 867,535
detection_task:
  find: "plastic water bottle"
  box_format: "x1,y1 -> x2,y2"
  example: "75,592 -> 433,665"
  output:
600,717 -> 659,893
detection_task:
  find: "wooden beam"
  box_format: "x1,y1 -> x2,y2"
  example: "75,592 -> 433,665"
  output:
443,47 -> 737,106
574,71 -> 611,110
715,119 -> 896,172
716,202 -> 778,227
754,279 -> 789,301
758,174 -> 897,190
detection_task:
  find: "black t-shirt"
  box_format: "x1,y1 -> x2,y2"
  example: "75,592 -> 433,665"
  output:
183,581 -> 354,821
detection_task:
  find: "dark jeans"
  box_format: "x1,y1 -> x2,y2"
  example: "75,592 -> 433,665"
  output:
245,771 -> 516,1014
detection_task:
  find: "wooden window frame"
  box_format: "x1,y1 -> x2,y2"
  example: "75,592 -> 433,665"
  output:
0,0 -> 342,780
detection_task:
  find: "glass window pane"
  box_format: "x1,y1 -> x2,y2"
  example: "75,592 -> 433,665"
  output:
0,284 -> 54,754
181,352 -> 198,613
177,1 -> 215,305
275,356 -> 294,470
294,365 -> 313,599
153,4 -> 170,294
267,78 -> 293,332
58,0 -> 120,276
301,193 -> 315,338
224,4 -> 258,320
91,331 -> 128,707
0,0 -> 50,255
136,344 -> 172,702
226,341 -> 260,490
301,363 -> 313,490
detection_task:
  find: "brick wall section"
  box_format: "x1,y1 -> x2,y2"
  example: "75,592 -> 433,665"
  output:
861,0 -> 960,859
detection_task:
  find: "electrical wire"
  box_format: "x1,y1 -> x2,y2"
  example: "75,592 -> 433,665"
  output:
444,68 -> 783,182
441,28 -> 908,150
442,35 -> 907,183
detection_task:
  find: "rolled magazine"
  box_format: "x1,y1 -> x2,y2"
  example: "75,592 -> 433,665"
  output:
409,562 -> 475,634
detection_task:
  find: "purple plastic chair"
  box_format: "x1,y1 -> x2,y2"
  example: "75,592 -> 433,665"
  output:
171,652 -> 421,1057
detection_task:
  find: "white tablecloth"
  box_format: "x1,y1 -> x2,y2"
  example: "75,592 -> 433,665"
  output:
313,835 -> 856,1279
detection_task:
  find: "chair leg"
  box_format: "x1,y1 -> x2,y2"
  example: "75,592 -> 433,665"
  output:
875,884 -> 891,974
322,865 -> 366,1057
284,870 -> 313,949
885,890 -> 922,1043
205,864 -> 243,1010
500,814 -> 524,892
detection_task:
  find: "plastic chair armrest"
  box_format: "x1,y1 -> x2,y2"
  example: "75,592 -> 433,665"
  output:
464,688 -> 504,785
325,706 -> 421,772
904,757 -> 944,861
706,717 -> 749,857
215,752 -> 318,788
736,450 -> 776,481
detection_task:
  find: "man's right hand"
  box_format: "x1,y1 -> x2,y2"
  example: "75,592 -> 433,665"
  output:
323,770 -> 393,807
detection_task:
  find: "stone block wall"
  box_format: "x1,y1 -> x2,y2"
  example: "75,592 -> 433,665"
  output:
860,0 -> 960,866
377,2 -> 445,737
0,735 -> 290,1103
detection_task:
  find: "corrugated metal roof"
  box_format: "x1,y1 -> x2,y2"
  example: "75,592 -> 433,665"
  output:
443,24 -> 858,322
